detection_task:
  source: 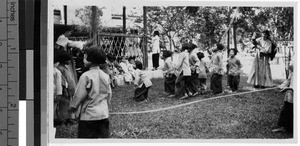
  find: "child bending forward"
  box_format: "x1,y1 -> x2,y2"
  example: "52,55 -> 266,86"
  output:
69,47 -> 112,138
133,61 -> 152,102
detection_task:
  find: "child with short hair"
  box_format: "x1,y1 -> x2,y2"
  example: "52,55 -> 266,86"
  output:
119,56 -> 133,84
56,50 -> 75,126
196,52 -> 208,94
53,50 -> 63,127
133,61 -> 152,102
210,43 -> 224,94
227,49 -> 242,92
69,47 -> 111,138
161,50 -> 176,97
188,43 -> 200,96
174,43 -> 192,100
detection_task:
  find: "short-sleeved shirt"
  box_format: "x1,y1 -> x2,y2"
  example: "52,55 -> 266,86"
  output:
70,66 -> 111,121
210,51 -> 223,74
134,69 -> 153,88
227,56 -> 242,76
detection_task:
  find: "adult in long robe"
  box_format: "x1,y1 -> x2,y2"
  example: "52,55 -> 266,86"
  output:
247,30 -> 273,88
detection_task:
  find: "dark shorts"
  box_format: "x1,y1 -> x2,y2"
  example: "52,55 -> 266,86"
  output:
78,119 -> 110,138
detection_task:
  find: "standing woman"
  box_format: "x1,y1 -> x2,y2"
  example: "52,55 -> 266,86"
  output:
151,30 -> 160,70
247,30 -> 273,88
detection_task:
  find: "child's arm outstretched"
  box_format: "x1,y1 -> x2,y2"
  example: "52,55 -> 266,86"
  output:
68,75 -> 88,113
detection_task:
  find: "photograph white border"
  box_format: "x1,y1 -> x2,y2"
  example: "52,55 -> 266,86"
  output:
46,0 -> 299,145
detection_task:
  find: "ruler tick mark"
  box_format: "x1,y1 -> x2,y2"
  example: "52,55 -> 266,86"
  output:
8,137 -> 18,139
8,52 -> 19,54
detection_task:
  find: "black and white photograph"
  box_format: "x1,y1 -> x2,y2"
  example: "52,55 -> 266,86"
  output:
48,0 -> 296,142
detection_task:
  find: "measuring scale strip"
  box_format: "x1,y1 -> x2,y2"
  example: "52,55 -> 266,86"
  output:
0,0 -> 19,146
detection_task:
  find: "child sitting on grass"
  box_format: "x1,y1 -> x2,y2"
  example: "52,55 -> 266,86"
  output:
119,56 -> 133,84
133,61 -> 152,102
68,47 -> 112,138
226,49 -> 242,93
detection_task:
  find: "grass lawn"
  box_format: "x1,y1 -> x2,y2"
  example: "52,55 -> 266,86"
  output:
55,74 -> 293,139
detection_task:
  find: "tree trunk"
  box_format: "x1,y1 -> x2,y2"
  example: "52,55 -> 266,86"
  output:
233,22 -> 237,51
91,6 -> 97,37
64,5 -> 67,25
123,6 -> 126,34
227,7 -> 231,57
143,6 -> 148,68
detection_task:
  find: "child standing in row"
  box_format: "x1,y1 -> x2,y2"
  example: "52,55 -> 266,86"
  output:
174,43 -> 192,100
133,61 -> 152,102
53,50 -> 63,127
69,47 -> 111,138
161,50 -> 176,97
188,44 -> 200,96
196,52 -> 208,94
210,44 -> 224,94
56,50 -> 76,126
227,49 -> 242,93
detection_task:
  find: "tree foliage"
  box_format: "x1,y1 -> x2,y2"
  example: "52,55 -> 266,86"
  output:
75,6 -> 104,31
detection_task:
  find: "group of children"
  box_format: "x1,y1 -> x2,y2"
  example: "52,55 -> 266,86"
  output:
53,39 -> 244,138
53,46 -> 152,138
160,42 -> 242,100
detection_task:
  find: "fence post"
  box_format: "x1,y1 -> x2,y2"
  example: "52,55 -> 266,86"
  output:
143,6 -> 148,69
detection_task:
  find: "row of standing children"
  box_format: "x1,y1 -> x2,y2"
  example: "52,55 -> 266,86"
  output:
160,42 -> 242,100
